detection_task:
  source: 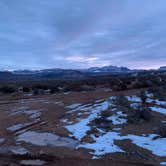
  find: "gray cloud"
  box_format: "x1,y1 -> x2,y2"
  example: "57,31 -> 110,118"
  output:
0,0 -> 166,70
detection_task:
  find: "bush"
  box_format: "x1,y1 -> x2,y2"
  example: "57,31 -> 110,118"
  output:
113,96 -> 130,108
128,108 -> 151,123
22,87 -> 31,93
139,91 -> 147,104
150,86 -> 166,101
92,117 -> 112,131
157,124 -> 166,138
50,87 -> 60,94
33,88 -> 39,95
0,86 -> 16,94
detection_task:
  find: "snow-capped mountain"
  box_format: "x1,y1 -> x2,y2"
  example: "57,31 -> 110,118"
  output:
86,66 -> 131,73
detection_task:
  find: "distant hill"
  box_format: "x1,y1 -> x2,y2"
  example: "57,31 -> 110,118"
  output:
159,66 -> 166,71
86,66 -> 131,73
0,66 -> 165,81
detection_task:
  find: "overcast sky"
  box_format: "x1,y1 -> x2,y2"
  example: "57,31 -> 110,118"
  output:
0,0 -> 166,70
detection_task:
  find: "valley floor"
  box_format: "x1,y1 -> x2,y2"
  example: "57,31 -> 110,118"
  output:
0,88 -> 165,166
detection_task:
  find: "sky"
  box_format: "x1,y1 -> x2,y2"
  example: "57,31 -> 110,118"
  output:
0,0 -> 166,70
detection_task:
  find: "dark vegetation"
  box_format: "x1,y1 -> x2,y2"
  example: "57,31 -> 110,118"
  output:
148,86 -> 166,101
127,108 -> 152,124
0,71 -> 166,95
157,123 -> 166,138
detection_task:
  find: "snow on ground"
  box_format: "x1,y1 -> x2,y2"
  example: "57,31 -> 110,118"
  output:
17,131 -> 78,148
130,103 -> 141,109
147,98 -> 166,106
126,96 -> 141,102
7,123 -> 30,132
145,92 -> 154,98
107,111 -> 127,125
160,162 -> 166,165
112,128 -> 121,131
149,107 -> 166,115
64,95 -> 166,158
11,146 -> 29,155
65,100 -> 111,140
155,100 -> 166,106
54,101 -> 64,106
10,106 -> 29,116
78,132 -> 125,158
20,159 -> 46,166
127,134 -> 166,157
66,103 -> 92,114
10,107 -> 43,119
66,103 -> 82,110
78,131 -> 166,158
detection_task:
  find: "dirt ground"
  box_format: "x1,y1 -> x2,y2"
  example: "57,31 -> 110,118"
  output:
0,89 -> 165,166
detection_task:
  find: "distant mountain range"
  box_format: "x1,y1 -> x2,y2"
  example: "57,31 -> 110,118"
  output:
0,66 -> 166,81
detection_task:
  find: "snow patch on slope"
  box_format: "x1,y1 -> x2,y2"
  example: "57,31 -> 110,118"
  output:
65,100 -> 111,140
149,107 -> 166,115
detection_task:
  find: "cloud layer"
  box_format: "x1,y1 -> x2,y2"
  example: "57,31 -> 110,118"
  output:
0,0 -> 166,69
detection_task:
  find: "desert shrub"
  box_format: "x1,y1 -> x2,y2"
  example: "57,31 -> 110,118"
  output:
92,117 -> 112,131
50,87 -> 60,94
127,108 -> 151,123
131,79 -> 150,89
101,110 -> 112,118
113,96 -> 130,108
22,87 -> 31,93
33,88 -> 39,95
64,83 -> 85,92
33,84 -> 48,90
139,91 -> 147,104
157,124 -> 166,138
118,82 -> 127,91
0,86 -> 16,94
150,86 -> 166,101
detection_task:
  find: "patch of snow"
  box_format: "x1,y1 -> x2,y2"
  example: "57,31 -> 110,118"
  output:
54,101 -> 64,106
130,103 -> 141,109
149,107 -> 166,115
146,98 -> 166,106
66,103 -> 91,114
127,134 -> 166,157
7,123 -> 30,132
78,132 -> 125,158
77,112 -> 90,116
66,103 -> 82,110
11,106 -> 29,115
146,98 -> 154,103
20,159 -> 46,166
126,96 -> 141,102
155,100 -> 166,106
24,93 -> 33,97
61,119 -> 68,123
160,162 -> 166,165
17,131 -> 78,148
107,111 -> 127,125
79,132 -> 166,158
11,107 -> 43,119
112,128 -> 121,131
11,146 -> 29,155
61,119 -> 73,125
145,92 -> 154,98
64,92 -> 70,95
29,112 -> 41,119
65,100 -> 111,140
